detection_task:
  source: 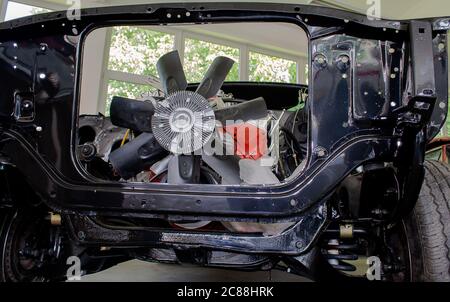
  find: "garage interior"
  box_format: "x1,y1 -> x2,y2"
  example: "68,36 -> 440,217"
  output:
1,0 -> 449,282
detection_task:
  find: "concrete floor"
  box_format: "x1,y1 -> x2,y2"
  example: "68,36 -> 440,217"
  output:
80,260 -> 310,282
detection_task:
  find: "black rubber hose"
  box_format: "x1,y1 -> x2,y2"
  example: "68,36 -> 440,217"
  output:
280,127 -> 303,156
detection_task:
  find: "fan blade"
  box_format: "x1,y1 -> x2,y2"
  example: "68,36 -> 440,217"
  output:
109,133 -> 167,180
196,56 -> 235,99
110,96 -> 155,132
214,97 -> 267,124
167,155 -> 201,184
156,50 -> 188,95
202,155 -> 241,185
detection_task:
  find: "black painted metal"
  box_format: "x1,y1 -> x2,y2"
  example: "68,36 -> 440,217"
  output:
0,3 -> 447,254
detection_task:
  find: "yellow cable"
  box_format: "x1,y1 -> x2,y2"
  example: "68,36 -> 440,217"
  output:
120,129 -> 131,147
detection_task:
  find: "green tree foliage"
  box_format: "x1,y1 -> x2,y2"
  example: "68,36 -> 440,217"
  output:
447,102 -> 450,135
249,52 -> 297,83
108,26 -> 174,76
184,38 -> 240,82
105,26 -> 302,114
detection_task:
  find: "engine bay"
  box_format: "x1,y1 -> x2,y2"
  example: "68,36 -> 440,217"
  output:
78,50 -> 308,188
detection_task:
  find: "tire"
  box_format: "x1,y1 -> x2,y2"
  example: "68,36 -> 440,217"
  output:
0,208 -> 68,282
0,207 -> 126,282
403,160 -> 450,281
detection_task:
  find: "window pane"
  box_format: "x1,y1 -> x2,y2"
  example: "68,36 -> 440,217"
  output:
184,38 -> 239,83
4,1 -> 51,21
105,80 -> 156,116
108,26 -> 174,76
304,64 -> 309,85
249,52 -> 297,83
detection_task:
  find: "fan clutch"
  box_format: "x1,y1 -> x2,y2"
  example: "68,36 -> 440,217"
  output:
151,90 -> 215,154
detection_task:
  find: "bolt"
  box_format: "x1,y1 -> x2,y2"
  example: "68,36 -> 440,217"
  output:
314,147 -> 327,158
318,205 -> 328,218
314,54 -> 327,67
295,241 -> 303,249
336,55 -> 350,71
340,55 -> 349,64
36,126 -> 43,132
77,231 -> 86,240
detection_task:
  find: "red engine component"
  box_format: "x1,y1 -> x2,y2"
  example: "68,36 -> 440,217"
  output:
220,122 -> 268,160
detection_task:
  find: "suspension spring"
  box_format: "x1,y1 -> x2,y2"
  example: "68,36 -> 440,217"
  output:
324,239 -> 359,271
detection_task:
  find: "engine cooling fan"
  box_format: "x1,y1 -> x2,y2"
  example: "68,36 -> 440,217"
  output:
152,90 -> 215,154
109,49 -> 268,185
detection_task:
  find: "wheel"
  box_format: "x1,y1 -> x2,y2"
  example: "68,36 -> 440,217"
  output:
317,160 -> 450,282
0,208 -> 68,282
402,160 -> 450,281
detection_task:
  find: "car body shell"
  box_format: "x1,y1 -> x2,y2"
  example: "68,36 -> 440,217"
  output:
0,3 -> 448,260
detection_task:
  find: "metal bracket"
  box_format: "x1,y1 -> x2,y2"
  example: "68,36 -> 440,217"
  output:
396,21 -> 438,130
13,91 -> 35,122
409,21 -> 436,101
66,203 -> 327,255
